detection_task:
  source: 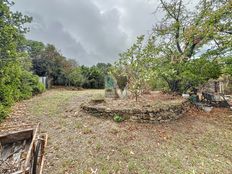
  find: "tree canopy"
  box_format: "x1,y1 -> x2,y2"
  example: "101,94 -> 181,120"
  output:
113,0 -> 231,99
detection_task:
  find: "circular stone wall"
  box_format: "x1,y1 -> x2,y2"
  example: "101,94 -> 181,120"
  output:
81,100 -> 190,124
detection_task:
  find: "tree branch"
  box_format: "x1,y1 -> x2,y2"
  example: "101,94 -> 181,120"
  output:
160,0 -> 177,19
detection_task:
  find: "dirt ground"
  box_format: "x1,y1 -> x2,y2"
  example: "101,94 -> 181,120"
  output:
1,89 -> 232,174
92,91 -> 184,111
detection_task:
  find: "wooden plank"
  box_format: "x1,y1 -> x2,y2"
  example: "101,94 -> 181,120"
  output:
39,134 -> 48,174
0,129 -> 34,145
22,123 -> 40,173
12,171 -> 24,174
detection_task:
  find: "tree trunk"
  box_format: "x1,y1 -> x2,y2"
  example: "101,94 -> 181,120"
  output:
168,80 -> 181,94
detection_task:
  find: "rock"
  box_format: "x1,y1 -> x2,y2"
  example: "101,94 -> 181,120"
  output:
82,99 -> 188,124
105,108 -> 111,112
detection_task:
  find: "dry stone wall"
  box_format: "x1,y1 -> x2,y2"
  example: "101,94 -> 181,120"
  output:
81,101 -> 190,124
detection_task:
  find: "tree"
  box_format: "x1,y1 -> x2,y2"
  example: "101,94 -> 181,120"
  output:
25,40 -> 45,58
26,41 -> 82,86
0,0 -> 44,121
80,64 -> 110,89
149,0 -> 231,93
67,67 -> 85,87
0,0 -> 32,63
114,36 -> 154,101
96,63 -> 112,76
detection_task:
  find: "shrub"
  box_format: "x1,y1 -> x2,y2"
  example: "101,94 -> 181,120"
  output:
113,114 -> 123,123
0,63 -> 45,121
19,71 -> 34,99
19,70 -> 46,99
0,104 -> 10,122
33,82 -> 46,94
0,63 -> 21,121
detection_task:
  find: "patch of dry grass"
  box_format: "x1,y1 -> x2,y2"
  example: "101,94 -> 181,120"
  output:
1,89 -> 232,174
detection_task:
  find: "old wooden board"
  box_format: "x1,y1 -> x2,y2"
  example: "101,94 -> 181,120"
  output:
0,129 -> 34,145
0,123 -> 47,174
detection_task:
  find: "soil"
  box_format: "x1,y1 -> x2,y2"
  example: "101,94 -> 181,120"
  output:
90,91 -> 185,111
0,89 -> 232,174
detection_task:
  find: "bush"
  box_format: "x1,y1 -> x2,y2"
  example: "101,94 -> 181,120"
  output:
0,63 -> 20,121
19,71 -> 34,99
0,63 -> 45,121
0,104 -> 10,122
33,82 -> 46,95
19,70 -> 46,99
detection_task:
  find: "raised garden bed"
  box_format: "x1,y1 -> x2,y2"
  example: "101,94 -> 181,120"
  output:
81,92 -> 190,123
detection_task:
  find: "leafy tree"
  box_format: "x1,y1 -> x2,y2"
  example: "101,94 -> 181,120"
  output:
149,0 -> 230,93
25,40 -> 112,89
26,42 -> 81,86
179,58 -> 221,92
25,40 -> 45,58
67,67 -> 85,87
96,63 -> 112,76
0,1 -> 43,121
81,64 -> 111,89
84,66 -> 104,89
223,57 -> 232,76
114,36 -> 154,101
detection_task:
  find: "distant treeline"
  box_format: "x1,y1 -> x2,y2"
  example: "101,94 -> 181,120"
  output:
26,40 -> 112,89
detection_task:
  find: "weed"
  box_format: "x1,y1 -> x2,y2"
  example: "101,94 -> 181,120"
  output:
83,127 -> 93,134
95,143 -> 102,151
75,121 -> 83,129
113,114 -> 123,123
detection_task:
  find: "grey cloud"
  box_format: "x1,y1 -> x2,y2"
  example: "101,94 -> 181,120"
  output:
25,14 -> 93,65
13,0 -> 159,65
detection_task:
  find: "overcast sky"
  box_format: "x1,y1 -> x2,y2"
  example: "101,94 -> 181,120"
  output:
12,0 -> 161,65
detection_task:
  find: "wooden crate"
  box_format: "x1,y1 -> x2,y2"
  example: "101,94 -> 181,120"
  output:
0,124 -> 48,174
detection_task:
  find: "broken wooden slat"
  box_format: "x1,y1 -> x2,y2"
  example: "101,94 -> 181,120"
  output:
39,134 -> 48,174
0,129 -> 34,145
22,123 -> 40,172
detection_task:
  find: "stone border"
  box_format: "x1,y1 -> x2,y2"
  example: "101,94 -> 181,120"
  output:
81,100 -> 190,124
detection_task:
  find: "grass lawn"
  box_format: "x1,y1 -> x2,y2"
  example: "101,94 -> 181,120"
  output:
1,89 -> 232,174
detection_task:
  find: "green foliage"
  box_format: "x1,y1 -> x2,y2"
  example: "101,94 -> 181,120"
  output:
110,67 -> 127,91
113,36 -> 155,100
25,40 -> 45,58
81,66 -> 104,89
148,78 -> 168,91
67,67 -> 85,87
0,1 -> 44,121
0,0 -> 32,60
0,104 -> 10,122
222,56 -> 232,76
26,40 -> 111,89
113,114 -> 123,123
180,58 -> 221,92
0,61 -> 45,120
115,0 -> 230,94
149,0 -> 231,93
81,63 -> 111,89
34,82 -> 46,94
154,58 -> 221,93
19,70 -> 45,99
